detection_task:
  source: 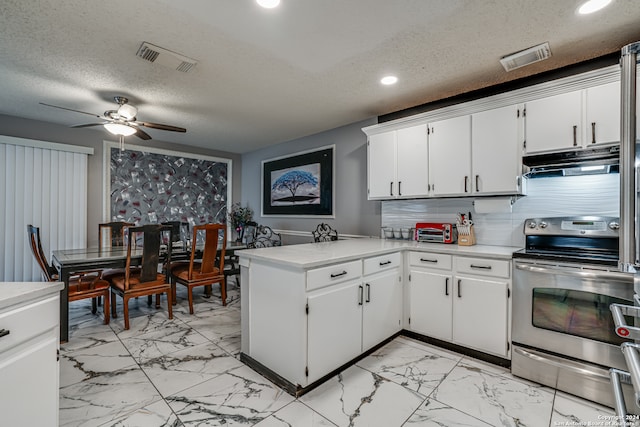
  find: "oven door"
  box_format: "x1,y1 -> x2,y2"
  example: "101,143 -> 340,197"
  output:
513,260 -> 634,370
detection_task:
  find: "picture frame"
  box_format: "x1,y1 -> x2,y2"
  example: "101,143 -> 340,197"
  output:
261,145 -> 334,217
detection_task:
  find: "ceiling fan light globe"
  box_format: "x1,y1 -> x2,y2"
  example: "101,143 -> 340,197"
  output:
104,122 -> 136,136
117,104 -> 138,120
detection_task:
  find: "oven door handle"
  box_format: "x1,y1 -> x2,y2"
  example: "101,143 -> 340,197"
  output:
513,346 -> 612,381
515,262 -> 632,281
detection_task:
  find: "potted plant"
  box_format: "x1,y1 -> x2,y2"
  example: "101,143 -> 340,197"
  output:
228,202 -> 254,242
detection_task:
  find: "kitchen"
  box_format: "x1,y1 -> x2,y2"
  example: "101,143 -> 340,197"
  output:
3,1 -> 640,426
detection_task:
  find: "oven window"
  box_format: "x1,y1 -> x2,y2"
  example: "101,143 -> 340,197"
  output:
532,288 -> 633,345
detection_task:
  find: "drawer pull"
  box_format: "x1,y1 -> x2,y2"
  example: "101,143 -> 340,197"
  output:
0,329 -> 10,339
445,277 -> 449,296
470,264 -> 492,270
379,260 -> 392,266
458,279 -> 462,298
419,258 -> 438,263
330,271 -> 348,278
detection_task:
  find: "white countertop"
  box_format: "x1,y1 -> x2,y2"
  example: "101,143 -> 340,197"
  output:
238,238 -> 520,269
0,282 -> 64,310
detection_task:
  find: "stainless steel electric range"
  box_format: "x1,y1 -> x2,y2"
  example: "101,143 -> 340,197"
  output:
511,216 -> 637,409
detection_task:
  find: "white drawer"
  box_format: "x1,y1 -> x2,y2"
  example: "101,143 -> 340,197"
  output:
408,252 -> 452,270
307,260 -> 362,291
0,295 -> 58,354
363,252 -> 401,276
455,256 -> 510,278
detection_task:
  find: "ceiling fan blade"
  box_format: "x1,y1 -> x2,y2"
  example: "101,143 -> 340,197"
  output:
134,127 -> 152,140
71,123 -> 106,128
139,122 -> 186,133
39,102 -> 103,118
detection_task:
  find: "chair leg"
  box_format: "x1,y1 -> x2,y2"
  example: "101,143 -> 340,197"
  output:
123,296 -> 130,330
171,282 -> 177,305
221,278 -> 227,306
188,286 -> 194,315
155,293 -> 161,308
103,291 -> 110,325
91,297 -> 97,314
111,291 -> 117,318
147,295 -> 153,306
166,289 -> 173,320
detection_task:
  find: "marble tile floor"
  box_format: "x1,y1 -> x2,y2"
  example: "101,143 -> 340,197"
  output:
60,281 -> 619,427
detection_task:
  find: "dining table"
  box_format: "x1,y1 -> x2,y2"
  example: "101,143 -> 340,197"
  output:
51,242 -> 245,342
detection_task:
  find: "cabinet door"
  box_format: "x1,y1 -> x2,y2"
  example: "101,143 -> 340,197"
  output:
307,280 -> 362,383
525,90 -> 582,153
452,276 -> 509,357
408,269 -> 452,341
362,269 -> 402,351
367,131 -> 397,199
396,124 -> 429,198
0,330 -> 59,426
586,82 -> 620,146
429,115 -> 472,196
472,105 -> 523,194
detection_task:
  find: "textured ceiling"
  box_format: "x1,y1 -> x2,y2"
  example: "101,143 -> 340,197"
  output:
1,0 -> 639,153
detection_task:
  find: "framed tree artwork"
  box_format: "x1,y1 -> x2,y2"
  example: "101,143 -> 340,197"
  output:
261,145 -> 334,217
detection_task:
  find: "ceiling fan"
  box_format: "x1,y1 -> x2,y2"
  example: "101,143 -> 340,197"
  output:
39,96 -> 186,141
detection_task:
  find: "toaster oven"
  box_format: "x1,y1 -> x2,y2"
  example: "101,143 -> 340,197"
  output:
415,222 -> 457,244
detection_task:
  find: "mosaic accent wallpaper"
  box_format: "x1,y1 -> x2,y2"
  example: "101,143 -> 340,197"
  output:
109,147 -> 229,227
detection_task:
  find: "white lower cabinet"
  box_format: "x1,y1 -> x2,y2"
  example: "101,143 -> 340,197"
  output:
362,268 -> 402,352
307,280 -> 363,383
408,252 -> 511,359
0,293 -> 60,427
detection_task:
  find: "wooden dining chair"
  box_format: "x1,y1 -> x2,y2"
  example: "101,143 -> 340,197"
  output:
170,223 -> 228,312
27,224 -> 111,324
106,224 -> 173,330
98,221 -> 135,247
312,223 -> 338,242
161,221 -> 190,251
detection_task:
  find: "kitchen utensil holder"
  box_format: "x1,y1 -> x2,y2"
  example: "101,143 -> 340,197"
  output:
457,225 -> 476,246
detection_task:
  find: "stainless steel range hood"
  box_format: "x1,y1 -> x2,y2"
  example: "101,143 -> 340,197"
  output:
523,144 -> 619,177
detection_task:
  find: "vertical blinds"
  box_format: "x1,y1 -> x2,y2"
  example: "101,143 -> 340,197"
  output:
0,140 -> 89,281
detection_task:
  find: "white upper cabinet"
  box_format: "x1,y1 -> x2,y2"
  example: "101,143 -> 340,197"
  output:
429,115 -> 472,196
524,90 -> 583,154
396,124 -> 429,198
367,124 -> 428,200
585,81 -> 620,146
367,130 -> 396,199
471,104 -> 524,195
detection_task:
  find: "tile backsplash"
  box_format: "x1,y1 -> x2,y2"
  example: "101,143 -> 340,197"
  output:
381,173 -> 620,247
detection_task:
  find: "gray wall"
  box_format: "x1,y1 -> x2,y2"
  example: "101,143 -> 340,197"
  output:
240,118 -> 381,244
0,113 -> 242,246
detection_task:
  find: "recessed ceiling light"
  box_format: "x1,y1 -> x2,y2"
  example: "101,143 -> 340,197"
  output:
380,75 -> 398,85
257,0 -> 280,8
577,0 -> 612,14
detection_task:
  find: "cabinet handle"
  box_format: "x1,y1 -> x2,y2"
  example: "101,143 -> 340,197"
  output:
390,182 -> 393,196
379,260 -> 392,266
464,176 -> 469,193
0,329 -> 9,339
419,258 -> 438,263
573,125 -> 578,146
398,181 -> 402,196
470,264 -> 492,270
475,175 -> 479,192
457,279 -> 462,298
330,270 -> 347,278
591,122 -> 596,144
358,285 -> 363,305
445,277 -> 449,296
365,283 -> 371,303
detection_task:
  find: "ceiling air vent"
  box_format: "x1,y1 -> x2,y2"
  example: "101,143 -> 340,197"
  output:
500,42 -> 551,72
135,42 -> 198,73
